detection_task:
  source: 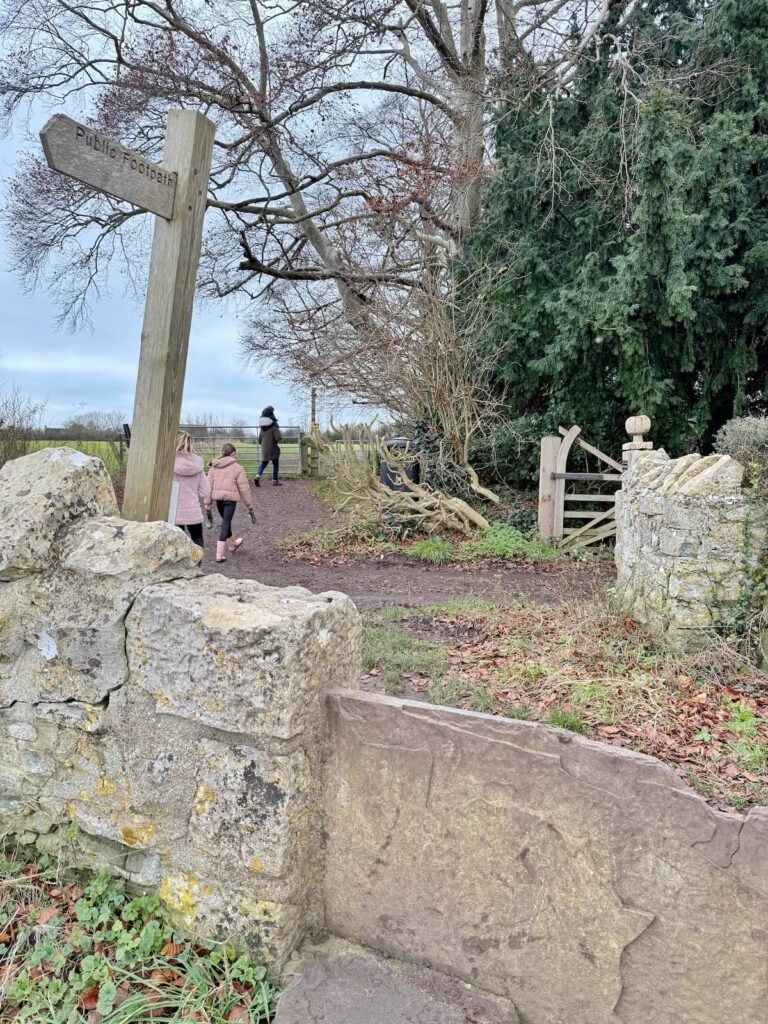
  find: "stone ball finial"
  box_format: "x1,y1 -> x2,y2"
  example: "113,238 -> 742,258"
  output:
626,415 -> 651,441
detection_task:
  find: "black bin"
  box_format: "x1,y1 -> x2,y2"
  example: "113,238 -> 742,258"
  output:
379,437 -> 420,490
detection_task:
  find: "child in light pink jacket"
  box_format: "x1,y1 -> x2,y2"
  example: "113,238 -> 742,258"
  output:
173,432 -> 211,550
205,443 -> 255,562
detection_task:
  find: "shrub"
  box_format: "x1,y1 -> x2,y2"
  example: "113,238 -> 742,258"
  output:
503,491 -> 538,533
714,416 -> 768,487
469,414 -> 554,491
458,524 -> 557,562
409,537 -> 455,564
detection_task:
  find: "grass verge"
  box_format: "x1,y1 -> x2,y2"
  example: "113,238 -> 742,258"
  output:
362,625 -> 448,695
360,600 -> 768,811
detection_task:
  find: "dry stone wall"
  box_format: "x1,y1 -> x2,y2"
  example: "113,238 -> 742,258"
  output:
0,448 -> 360,965
615,449 -> 766,637
324,690 -> 768,1024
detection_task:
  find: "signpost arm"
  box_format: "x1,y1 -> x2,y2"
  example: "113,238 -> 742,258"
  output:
122,109 -> 215,522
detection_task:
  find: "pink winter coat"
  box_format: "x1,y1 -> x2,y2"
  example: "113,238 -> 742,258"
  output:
173,453 -> 211,526
206,455 -> 253,509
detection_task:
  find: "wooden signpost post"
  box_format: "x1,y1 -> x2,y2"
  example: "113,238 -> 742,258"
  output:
40,110 -> 215,522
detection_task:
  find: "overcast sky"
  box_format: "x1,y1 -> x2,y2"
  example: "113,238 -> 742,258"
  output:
0,128 -> 303,428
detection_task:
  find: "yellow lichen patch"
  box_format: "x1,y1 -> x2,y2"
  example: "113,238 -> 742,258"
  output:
248,856 -> 262,874
158,872 -> 201,929
83,708 -> 101,731
121,823 -> 156,848
95,776 -> 117,796
152,690 -> 171,708
238,897 -> 280,923
193,784 -> 216,815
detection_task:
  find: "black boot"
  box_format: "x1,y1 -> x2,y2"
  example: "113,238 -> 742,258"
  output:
253,476 -> 260,487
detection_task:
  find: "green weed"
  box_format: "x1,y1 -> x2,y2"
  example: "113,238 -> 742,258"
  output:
730,739 -> 768,773
0,853 -> 278,1023
503,704 -> 532,720
362,624 -> 448,692
408,537 -> 455,564
569,680 -> 619,725
724,699 -> 760,737
468,686 -> 493,713
457,525 -> 557,563
726,794 -> 748,811
546,708 -> 585,734
427,675 -> 464,706
687,772 -> 716,799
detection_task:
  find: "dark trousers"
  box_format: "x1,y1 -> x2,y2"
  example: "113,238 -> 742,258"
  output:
258,458 -> 279,481
181,523 -> 204,548
216,500 -> 237,542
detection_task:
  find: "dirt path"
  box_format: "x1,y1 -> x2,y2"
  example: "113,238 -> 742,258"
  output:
202,478 -> 611,607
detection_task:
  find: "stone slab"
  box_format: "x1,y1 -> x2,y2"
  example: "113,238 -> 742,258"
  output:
275,939 -> 518,1024
323,691 -> 768,1024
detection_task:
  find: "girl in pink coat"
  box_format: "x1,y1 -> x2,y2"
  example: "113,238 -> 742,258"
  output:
173,432 -> 211,550
206,443 -> 255,562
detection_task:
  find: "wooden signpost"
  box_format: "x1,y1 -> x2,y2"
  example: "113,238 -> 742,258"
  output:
40,109 -> 215,522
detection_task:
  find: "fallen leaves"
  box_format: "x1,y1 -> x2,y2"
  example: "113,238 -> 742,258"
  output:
78,986 -> 100,1010
36,906 -> 60,925
363,600 -> 768,812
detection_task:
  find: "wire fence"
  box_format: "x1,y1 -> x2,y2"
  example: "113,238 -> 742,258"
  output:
23,429 -> 377,482
184,426 -> 304,477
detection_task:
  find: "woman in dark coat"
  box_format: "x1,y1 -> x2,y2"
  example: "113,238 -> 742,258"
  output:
255,405 -> 282,486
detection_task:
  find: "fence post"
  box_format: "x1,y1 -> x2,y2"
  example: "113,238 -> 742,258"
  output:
538,436 -> 561,541
300,435 -> 310,476
310,440 -> 319,479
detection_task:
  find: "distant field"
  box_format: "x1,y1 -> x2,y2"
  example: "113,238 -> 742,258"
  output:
27,438 -> 304,477
29,439 -> 125,475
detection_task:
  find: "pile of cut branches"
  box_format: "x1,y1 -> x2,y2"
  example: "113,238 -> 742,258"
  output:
316,427 -> 492,536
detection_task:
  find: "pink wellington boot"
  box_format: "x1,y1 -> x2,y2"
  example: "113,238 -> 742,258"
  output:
227,537 -> 244,553
215,541 -> 228,563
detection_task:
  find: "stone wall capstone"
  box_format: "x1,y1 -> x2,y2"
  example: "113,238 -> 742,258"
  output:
0,448 -> 361,965
615,449 -> 766,637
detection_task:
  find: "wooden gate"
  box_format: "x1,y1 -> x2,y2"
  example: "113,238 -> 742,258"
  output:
538,426 -> 623,549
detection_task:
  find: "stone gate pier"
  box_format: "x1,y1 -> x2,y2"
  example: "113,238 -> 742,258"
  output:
0,447 -> 359,962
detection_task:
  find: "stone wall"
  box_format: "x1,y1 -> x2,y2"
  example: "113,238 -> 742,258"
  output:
615,449 -> 766,637
4,447 -> 768,1022
0,448 -> 360,965
323,690 -> 768,1024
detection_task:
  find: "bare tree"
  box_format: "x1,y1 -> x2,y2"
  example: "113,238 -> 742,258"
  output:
61,408 -> 126,436
0,0 -> 622,398
0,385 -> 44,466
